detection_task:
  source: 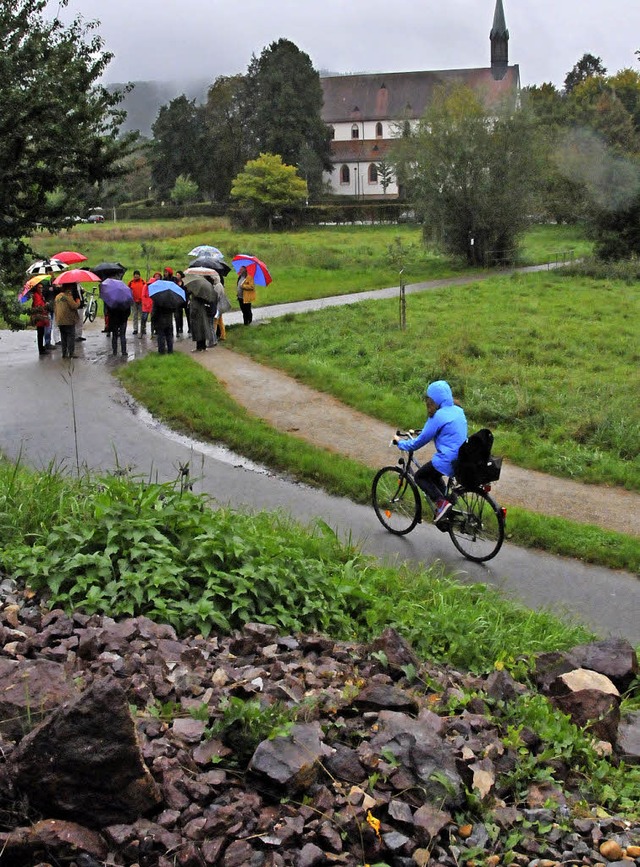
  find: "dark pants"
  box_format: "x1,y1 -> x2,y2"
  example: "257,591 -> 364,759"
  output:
239,300 -> 253,325
174,307 -> 184,334
60,324 -> 76,358
414,461 -> 446,504
36,325 -> 46,354
157,324 -> 174,354
111,321 -> 127,355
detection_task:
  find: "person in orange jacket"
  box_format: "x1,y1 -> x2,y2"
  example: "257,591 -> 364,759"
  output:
128,270 -> 147,336
140,278 -> 154,337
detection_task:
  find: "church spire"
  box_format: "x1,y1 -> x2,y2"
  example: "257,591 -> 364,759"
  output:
490,0 -> 509,80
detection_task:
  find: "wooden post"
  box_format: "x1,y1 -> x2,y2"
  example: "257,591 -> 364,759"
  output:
399,269 -> 406,330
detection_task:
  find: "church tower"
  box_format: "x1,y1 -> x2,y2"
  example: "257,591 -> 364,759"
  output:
490,0 -> 509,80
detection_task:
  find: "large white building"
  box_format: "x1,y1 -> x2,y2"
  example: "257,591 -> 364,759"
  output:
320,0 -> 520,198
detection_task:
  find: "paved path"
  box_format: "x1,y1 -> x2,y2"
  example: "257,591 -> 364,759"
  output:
1,326 -> 639,643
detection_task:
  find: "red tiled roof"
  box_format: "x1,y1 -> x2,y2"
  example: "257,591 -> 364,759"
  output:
321,66 -> 520,123
329,139 -> 396,162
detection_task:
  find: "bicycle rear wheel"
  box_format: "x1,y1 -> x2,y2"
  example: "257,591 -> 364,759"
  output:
86,299 -> 97,323
372,466 -> 421,535
448,488 -> 504,562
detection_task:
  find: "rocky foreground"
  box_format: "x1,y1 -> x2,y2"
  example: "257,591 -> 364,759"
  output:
0,576 -> 639,867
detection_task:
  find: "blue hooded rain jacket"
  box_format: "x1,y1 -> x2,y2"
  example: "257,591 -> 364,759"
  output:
397,380 -> 468,475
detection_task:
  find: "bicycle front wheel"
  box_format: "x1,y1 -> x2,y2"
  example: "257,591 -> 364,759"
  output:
448,488 -> 504,562
372,466 -> 421,535
86,299 -> 98,323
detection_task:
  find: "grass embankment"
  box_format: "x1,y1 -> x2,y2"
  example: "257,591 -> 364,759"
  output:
28,220 -> 591,307
118,352 -> 640,574
0,458 -> 596,671
2,460 -> 639,818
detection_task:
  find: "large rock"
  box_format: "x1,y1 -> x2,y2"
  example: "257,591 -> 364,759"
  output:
569,638 -> 638,691
249,722 -> 330,791
10,677 -> 162,827
0,658 -> 79,739
370,711 -> 463,807
616,711 -> 640,764
0,819 -> 108,863
548,669 -> 621,744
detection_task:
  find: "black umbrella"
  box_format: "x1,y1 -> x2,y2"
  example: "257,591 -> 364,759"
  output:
188,256 -> 231,277
149,288 -> 185,311
92,262 -> 127,280
183,275 -> 217,303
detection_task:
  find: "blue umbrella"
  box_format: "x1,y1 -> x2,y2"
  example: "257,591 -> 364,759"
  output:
148,280 -> 186,301
99,278 -> 133,309
148,279 -> 186,311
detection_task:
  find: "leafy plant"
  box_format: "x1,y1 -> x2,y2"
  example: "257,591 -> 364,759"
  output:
207,697 -> 296,765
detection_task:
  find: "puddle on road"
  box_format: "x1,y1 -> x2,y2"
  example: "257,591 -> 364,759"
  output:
120,392 -> 274,477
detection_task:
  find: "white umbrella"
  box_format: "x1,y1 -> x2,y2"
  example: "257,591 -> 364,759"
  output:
26,258 -> 66,275
188,245 -> 224,259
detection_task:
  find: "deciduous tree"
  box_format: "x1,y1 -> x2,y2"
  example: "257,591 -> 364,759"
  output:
396,85 -> 541,266
243,39 -> 332,200
230,153 -> 307,230
0,0 -> 134,325
150,96 -> 206,200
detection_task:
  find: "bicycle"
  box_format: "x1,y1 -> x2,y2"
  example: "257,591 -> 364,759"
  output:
83,288 -> 98,323
371,431 -> 506,562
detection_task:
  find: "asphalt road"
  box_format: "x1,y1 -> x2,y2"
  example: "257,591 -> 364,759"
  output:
1,325 -> 639,646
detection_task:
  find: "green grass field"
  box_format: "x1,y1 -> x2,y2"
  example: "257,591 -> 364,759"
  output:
27,219 -> 592,305
227,269 -> 640,491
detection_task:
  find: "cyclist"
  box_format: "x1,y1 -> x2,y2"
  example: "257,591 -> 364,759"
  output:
393,380 -> 467,524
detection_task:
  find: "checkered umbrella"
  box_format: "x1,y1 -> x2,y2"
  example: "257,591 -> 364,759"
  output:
26,258 -> 66,276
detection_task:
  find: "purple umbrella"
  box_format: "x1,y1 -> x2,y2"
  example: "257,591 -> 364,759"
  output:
99,278 -> 133,309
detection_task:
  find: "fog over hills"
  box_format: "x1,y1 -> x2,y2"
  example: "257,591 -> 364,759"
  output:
109,70 -> 339,138
108,79 -> 210,137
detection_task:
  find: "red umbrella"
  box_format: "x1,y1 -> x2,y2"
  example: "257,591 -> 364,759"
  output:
53,268 -> 100,285
52,250 -> 88,265
231,254 -> 272,286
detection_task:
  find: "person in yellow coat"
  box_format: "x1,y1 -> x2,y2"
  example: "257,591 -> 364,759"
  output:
235,265 -> 256,325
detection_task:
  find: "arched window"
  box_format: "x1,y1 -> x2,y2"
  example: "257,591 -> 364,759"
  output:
351,124 -> 360,140
328,125 -> 335,140
375,122 -> 383,138
368,163 -> 378,183
340,165 -> 350,185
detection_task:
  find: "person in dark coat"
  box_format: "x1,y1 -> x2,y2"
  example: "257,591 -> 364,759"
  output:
151,296 -> 175,354
109,305 -> 131,357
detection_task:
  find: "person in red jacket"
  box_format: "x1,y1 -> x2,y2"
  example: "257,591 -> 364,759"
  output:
128,270 -> 147,336
30,286 -> 51,356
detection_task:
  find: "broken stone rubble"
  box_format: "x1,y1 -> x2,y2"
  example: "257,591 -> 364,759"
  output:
0,580 -> 639,866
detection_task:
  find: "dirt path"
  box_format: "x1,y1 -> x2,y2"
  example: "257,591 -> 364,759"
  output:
174,344 -> 640,539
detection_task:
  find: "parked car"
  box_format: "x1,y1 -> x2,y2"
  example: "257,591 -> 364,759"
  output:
87,214 -> 105,223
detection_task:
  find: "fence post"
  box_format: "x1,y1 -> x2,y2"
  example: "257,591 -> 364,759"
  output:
399,269 -> 406,330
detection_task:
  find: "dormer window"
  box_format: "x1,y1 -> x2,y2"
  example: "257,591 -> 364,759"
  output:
351,124 -> 360,140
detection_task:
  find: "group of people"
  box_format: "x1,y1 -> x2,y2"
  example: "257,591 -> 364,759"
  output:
31,262 -> 258,360
30,281 -> 86,359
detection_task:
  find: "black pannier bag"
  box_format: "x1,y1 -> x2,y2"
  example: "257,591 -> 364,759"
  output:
453,428 -> 502,488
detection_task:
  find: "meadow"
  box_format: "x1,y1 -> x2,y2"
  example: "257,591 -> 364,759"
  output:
28,219 -> 592,305
24,218 -> 639,569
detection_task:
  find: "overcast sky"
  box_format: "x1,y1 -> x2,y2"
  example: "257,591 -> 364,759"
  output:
47,0 -> 640,90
